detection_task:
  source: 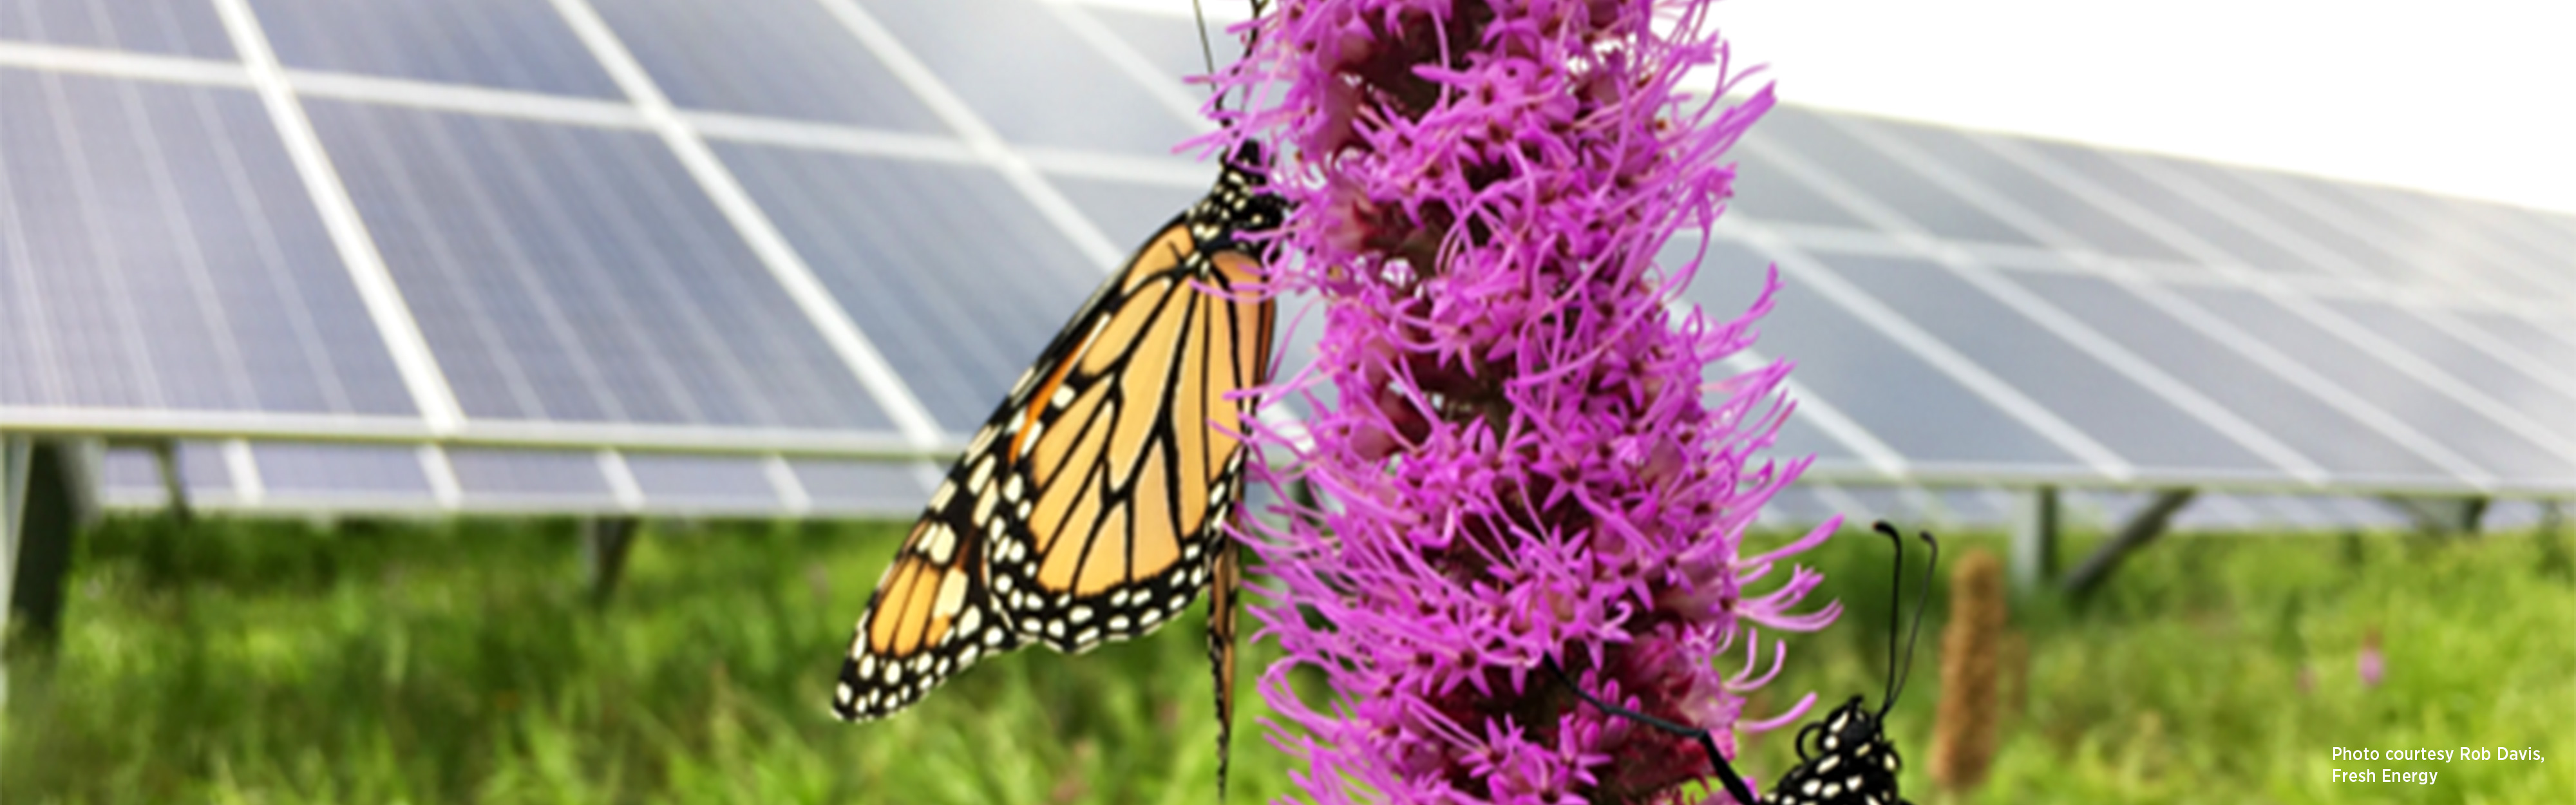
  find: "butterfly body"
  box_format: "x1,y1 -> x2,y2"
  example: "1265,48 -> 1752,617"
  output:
1764,696 -> 1908,805
831,144 -> 1283,723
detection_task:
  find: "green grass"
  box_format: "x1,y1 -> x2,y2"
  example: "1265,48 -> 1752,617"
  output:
3,515 -> 2570,804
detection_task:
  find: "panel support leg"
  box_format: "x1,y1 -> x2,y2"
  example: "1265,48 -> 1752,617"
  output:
7,439 -> 99,650
585,517 -> 641,606
1,435 -> 21,805
2009,485 -> 2060,593
2382,495 -> 2486,536
2064,488 -> 2197,597
151,439 -> 193,524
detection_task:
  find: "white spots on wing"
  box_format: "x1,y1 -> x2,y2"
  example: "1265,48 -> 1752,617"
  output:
1046,620 -> 1066,639
835,683 -> 852,704
1052,386 -> 1075,408
995,574 -> 1014,594
983,629 -> 1007,647
1018,421 -> 1045,457
1004,475 -> 1024,502
1068,605 -> 1094,625
1802,779 -> 1821,796
1016,500 -> 1032,520
933,571 -> 969,618
955,606 -> 981,637
1020,617 -> 1041,634
920,524 -> 958,564
929,481 -> 956,511
959,645 -> 981,666
859,656 -> 877,679
968,455 -> 996,494
1073,627 -> 1099,646
1818,755 -> 1840,773
974,486 -> 999,526
1108,589 -> 1130,607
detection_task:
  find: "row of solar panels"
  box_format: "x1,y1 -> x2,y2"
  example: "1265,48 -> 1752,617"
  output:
80,439 -> 2564,535
1,0 -> 2572,526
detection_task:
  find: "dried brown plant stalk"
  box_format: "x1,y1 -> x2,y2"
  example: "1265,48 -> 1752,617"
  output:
1931,549 -> 2005,793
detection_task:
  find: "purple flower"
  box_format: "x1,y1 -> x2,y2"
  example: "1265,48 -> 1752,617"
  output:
2358,628 -> 2385,688
1204,0 -> 1839,802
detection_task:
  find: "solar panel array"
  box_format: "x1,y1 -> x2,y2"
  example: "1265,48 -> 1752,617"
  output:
1,0 -> 2570,529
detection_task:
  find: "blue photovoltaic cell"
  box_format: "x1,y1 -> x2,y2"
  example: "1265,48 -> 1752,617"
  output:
1745,482 -> 1830,527
2312,298 -> 2576,444
0,70 -> 415,415
2011,271 -> 2450,483
2456,312 -> 2576,388
97,442 -> 231,504
591,0 -> 944,133
860,0 -> 1203,155
623,453 -> 780,511
0,0 -> 233,59
1732,128 -> 1872,231
1050,174 -> 1205,254
1084,6 -> 1218,88
715,142 -> 1101,433
2313,182 -> 2573,301
251,0 -> 623,99
1816,252 -> 2276,474
1754,107 -> 2041,247
1859,119 -> 2190,263
2137,159 -> 2423,285
254,441 -> 431,497
792,458 -> 929,514
445,448 -> 613,502
2019,140 -> 2338,278
2174,286 -> 2576,482
303,100 -> 893,431
1680,241 -> 2080,471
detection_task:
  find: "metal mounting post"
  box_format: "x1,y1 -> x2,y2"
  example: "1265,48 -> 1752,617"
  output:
2382,495 -> 2486,536
6,439 -> 100,650
2065,488 -> 2197,597
585,517 -> 642,605
2010,485 -> 2060,592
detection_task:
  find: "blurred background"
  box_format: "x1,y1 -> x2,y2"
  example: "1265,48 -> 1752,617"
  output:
0,0 -> 2568,802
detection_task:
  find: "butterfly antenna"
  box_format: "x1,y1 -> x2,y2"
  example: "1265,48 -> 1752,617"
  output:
1871,520 -> 1905,713
1544,656 -> 1762,805
1898,527 -> 1939,710
1868,522 -> 1940,719
1192,0 -> 1221,108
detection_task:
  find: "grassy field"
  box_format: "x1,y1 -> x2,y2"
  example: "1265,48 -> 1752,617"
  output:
3,513 -> 2569,804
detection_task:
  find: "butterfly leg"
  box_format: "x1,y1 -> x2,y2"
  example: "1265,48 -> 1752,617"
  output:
1207,530 -> 1244,798
1543,656 -> 1763,804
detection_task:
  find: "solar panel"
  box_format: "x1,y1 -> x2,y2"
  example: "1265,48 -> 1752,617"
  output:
0,70 -> 413,416
253,0 -> 622,99
0,0 -> 234,59
590,0 -> 943,131
0,0 -> 2564,530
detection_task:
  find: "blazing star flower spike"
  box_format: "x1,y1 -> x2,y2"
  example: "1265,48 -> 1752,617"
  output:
1204,0 -> 1843,802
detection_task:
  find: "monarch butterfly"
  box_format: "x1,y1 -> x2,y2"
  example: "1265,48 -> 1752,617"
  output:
1553,520 -> 1935,805
829,142 -> 1285,788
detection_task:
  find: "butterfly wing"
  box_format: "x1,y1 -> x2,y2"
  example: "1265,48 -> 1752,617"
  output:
831,152 -> 1282,725
981,220 -> 1274,654
829,474 -> 1021,720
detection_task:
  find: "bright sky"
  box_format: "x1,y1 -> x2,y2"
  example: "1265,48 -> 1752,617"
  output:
1084,0 -> 2576,216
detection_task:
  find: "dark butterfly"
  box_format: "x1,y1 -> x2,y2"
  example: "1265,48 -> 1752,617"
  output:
1551,520 -> 1935,805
